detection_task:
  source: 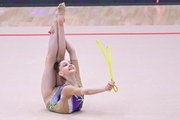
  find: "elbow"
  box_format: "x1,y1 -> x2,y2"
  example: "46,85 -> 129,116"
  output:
68,47 -> 75,54
71,49 -> 76,55
81,89 -> 90,95
69,50 -> 77,60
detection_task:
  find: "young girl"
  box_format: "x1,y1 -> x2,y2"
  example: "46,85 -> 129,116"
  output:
41,2 -> 115,114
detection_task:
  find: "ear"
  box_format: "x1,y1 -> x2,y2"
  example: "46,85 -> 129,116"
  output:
58,71 -> 64,77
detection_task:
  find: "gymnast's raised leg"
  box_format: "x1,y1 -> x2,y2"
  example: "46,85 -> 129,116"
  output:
41,2 -> 66,105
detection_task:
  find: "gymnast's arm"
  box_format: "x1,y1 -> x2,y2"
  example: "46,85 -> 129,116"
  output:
62,81 -> 115,96
65,40 -> 82,87
65,40 -> 77,60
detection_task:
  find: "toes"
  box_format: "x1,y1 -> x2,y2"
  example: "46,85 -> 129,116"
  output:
57,2 -> 66,14
54,2 -> 66,24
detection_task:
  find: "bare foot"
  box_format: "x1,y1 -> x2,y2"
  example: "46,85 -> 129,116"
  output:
57,2 -> 65,16
48,26 -> 54,34
55,2 -> 66,25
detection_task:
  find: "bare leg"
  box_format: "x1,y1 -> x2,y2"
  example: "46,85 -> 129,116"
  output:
56,3 -> 66,86
56,2 -> 66,62
47,3 -> 67,86
41,21 -> 59,104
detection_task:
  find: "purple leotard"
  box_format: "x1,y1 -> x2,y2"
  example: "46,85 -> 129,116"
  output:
48,84 -> 84,113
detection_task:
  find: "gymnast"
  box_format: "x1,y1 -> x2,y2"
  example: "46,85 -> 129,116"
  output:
41,2 -> 115,114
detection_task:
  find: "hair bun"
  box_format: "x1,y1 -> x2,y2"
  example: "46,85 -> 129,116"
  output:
54,62 -> 59,72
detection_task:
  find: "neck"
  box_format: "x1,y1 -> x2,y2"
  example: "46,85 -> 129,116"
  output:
65,75 -> 78,87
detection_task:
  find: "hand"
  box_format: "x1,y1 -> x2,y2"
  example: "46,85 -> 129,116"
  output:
105,81 -> 115,91
48,26 -> 55,34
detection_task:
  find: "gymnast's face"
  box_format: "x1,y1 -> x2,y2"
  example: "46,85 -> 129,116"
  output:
59,60 -> 76,77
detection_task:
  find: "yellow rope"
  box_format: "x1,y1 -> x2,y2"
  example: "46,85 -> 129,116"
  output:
96,40 -> 118,92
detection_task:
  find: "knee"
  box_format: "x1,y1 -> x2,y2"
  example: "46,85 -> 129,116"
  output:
45,56 -> 56,67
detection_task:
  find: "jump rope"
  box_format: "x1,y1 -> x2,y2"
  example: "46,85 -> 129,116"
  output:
96,40 -> 118,92
95,0 -> 160,92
